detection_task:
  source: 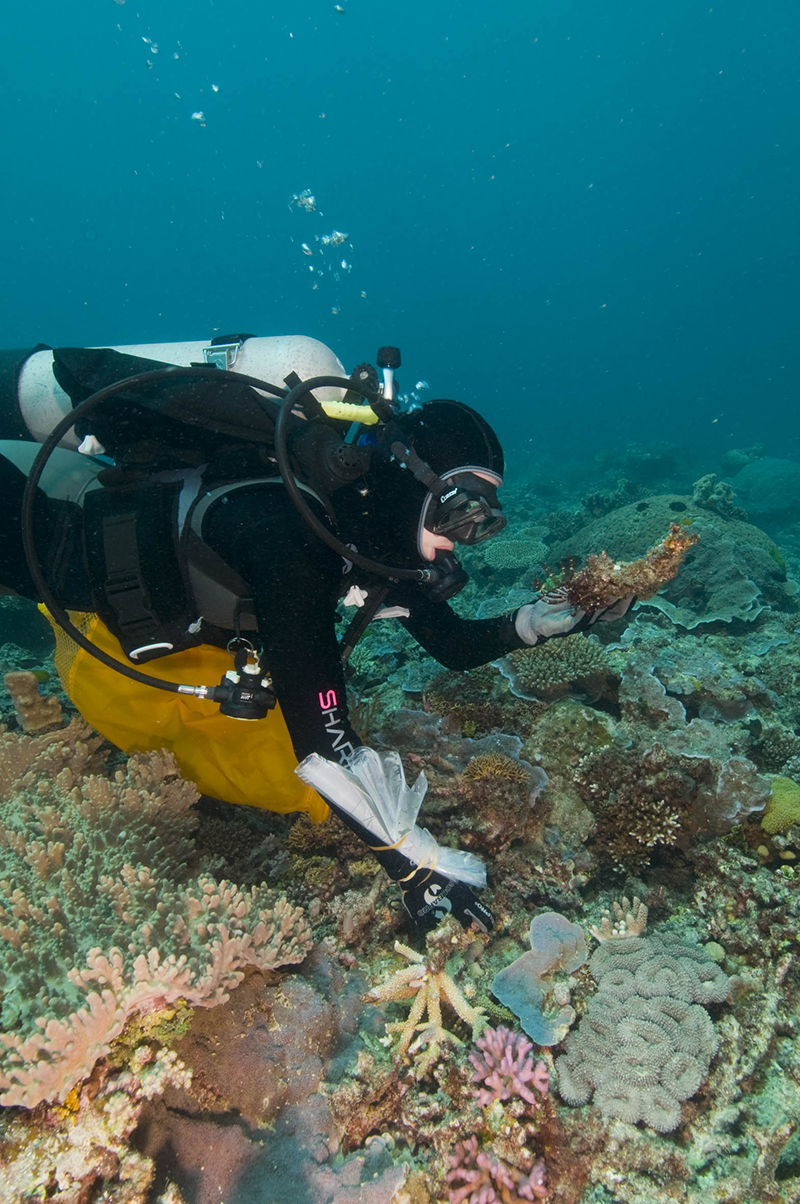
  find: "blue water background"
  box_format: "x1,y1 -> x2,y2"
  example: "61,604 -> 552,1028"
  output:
2,0 -> 798,472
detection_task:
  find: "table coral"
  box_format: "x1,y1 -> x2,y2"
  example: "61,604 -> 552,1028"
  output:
364,918 -> 486,1079
496,635 -> 609,700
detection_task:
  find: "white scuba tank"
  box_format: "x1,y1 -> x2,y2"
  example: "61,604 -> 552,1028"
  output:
16,334 -> 349,450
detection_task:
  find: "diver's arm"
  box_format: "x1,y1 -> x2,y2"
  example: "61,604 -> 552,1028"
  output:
392,583 -> 527,670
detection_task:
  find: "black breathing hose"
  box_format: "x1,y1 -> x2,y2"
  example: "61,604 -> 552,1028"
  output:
274,375 -> 429,583
20,364 -> 429,698
21,364 -> 287,694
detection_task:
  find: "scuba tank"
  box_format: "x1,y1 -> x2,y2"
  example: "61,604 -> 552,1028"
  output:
0,334 -> 362,449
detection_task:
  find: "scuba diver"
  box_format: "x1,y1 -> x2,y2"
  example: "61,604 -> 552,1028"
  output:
0,334 -> 633,932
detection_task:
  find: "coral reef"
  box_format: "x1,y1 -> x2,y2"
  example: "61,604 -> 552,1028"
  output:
491,912 -> 587,1046
496,635 -> 610,700
0,723 -> 312,1108
555,931 -> 731,1132
0,1045 -> 192,1204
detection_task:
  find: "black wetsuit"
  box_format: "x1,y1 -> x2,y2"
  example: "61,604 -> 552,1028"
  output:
0,453 -> 527,769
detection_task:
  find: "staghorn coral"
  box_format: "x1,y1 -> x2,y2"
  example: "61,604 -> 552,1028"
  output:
0,724 -> 312,1109
364,917 -> 486,1080
555,931 -> 731,1133
468,1025 -> 549,1109
557,522 -> 699,611
481,537 -> 548,575
446,1134 -> 548,1203
496,635 -> 609,700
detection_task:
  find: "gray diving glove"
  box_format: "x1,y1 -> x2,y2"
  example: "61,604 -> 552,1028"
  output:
514,593 -> 635,646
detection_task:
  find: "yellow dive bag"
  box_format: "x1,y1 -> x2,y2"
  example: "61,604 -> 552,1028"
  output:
42,608 -> 327,822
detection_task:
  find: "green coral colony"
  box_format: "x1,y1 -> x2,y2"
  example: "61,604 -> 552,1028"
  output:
2,468 -> 800,1204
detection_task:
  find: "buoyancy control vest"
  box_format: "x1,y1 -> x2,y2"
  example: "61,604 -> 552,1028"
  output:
81,461 -> 338,662
24,337 -> 374,663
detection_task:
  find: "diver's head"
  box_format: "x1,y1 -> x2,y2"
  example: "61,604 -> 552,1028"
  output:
365,399 -> 506,567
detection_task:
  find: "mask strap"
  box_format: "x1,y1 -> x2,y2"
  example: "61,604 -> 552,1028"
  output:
389,440 -> 449,495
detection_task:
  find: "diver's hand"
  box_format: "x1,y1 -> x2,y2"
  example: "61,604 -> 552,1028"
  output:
401,874 -> 494,933
515,594 -> 635,645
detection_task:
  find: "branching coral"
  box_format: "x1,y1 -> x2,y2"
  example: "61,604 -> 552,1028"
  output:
364,917 -> 486,1079
589,896 -> 649,943
469,1025 -> 550,1109
446,1134 -> 548,1203
3,670 -> 62,733
553,522 -> 699,611
575,742 -> 700,872
497,636 -> 609,700
0,723 -> 312,1108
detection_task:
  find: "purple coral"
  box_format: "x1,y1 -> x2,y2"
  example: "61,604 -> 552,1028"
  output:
469,1025 -> 550,1109
447,1135 -> 548,1203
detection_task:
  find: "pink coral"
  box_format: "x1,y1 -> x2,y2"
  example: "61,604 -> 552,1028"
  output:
447,1135 -> 548,1203
469,1025 -> 550,1109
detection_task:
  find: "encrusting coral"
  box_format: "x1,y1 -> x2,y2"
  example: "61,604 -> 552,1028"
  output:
491,912 -> 587,1046
0,722 -> 313,1109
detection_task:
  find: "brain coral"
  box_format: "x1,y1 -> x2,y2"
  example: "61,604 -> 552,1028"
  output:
547,494 -> 792,628
555,931 -> 730,1132
496,635 -> 609,700
761,776 -> 800,835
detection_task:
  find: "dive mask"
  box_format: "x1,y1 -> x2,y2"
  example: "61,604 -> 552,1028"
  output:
430,472 -> 507,545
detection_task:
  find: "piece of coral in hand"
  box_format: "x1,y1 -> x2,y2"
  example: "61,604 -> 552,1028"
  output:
552,523 -> 699,612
